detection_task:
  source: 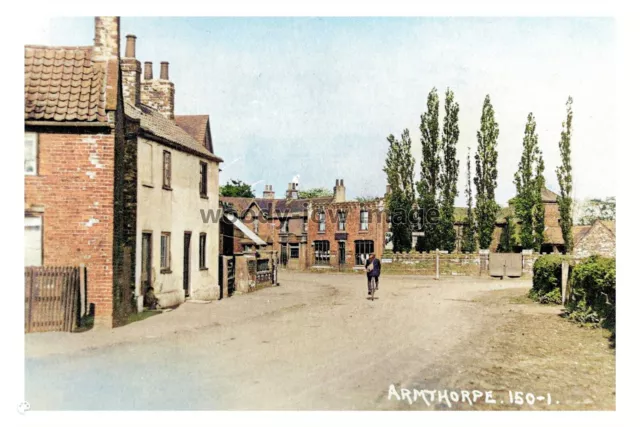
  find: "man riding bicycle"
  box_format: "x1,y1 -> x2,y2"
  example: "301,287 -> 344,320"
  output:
365,253 -> 381,296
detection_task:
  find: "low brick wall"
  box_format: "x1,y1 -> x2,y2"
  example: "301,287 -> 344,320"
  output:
378,252 -> 481,276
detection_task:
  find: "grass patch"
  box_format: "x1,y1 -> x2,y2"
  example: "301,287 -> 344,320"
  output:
124,309 -> 162,326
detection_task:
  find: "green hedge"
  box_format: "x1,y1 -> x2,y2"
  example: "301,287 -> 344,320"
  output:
565,255 -> 616,329
530,254 -> 566,304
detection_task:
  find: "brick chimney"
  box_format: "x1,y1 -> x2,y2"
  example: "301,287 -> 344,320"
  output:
285,182 -> 299,199
263,184 -> 275,199
140,61 -> 176,120
121,35 -> 141,106
93,17 -> 120,61
333,179 -> 346,202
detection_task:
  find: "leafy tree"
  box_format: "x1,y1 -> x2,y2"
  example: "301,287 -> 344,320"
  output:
474,95 -> 500,249
437,88 -> 460,253
556,96 -> 574,252
513,113 -> 545,251
461,147 -> 477,253
383,133 -> 414,252
578,197 -> 616,225
355,195 -> 378,203
298,187 -> 332,199
220,179 -> 255,198
416,88 -> 441,252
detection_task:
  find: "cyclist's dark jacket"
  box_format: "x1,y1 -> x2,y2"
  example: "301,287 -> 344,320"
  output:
365,258 -> 381,278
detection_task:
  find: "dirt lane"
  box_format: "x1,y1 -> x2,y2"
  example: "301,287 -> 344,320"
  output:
25,272 -> 613,410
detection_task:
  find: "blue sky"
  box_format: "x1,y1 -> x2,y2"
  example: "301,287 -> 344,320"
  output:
30,17 -> 615,205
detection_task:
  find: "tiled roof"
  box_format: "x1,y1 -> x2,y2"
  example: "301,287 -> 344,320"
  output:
599,220 -> 616,236
175,115 -> 209,147
125,102 -> 222,162
572,225 -> 592,245
544,226 -> 565,245
541,187 -> 559,203
24,46 -> 107,122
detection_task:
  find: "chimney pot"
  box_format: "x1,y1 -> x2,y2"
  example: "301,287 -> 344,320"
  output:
144,61 -> 153,80
160,61 -> 169,80
125,34 -> 136,58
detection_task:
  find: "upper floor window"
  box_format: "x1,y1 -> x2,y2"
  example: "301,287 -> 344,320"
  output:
338,210 -> 346,231
253,217 -> 259,233
360,210 -> 369,231
162,151 -> 172,190
199,161 -> 208,198
318,211 -> 326,232
281,219 -> 289,233
24,132 -> 38,175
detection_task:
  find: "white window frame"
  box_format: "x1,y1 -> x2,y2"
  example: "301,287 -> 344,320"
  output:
24,215 -> 43,266
360,210 -> 369,231
25,132 -> 38,175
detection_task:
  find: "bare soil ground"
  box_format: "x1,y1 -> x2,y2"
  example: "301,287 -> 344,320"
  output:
25,272 -> 615,411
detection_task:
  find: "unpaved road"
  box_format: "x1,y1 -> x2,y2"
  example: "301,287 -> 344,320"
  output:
25,271 -> 615,410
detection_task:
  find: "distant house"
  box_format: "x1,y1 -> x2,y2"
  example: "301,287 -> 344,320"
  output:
221,179 -> 389,270
573,220 -> 616,258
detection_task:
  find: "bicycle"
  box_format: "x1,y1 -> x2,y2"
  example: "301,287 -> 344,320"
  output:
368,275 -> 377,301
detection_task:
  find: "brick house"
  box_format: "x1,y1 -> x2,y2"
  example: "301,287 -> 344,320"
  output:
120,33 -> 223,309
573,220 -> 616,258
24,17 -> 223,327
221,179 -> 388,270
24,17 -> 131,328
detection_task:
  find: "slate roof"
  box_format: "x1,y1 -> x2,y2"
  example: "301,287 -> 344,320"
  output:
175,115 -> 209,147
125,101 -> 222,162
24,46 -> 108,122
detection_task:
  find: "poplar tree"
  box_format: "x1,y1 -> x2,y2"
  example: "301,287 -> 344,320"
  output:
438,88 -> 460,253
461,147 -> 477,253
513,113 -> 545,251
416,88 -> 440,252
474,95 -> 500,250
556,96 -> 574,252
384,133 -> 414,252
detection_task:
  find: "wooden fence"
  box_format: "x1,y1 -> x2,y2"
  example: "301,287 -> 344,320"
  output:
24,266 -> 82,333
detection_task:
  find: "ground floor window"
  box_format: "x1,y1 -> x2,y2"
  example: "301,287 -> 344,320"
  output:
289,243 -> 300,259
161,232 -> 171,272
355,240 -> 374,265
314,240 -> 330,265
199,233 -> 207,269
24,215 -> 42,266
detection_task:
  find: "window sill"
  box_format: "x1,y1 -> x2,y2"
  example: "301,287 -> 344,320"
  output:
142,183 -> 154,188
162,186 -> 173,191
200,194 -> 209,199
199,267 -> 208,271
160,268 -> 172,274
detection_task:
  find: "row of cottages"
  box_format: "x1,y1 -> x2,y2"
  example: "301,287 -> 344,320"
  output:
24,17 -> 223,328
220,179 -> 388,269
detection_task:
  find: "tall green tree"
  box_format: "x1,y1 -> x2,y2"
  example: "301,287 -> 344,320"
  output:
513,113 -> 545,251
220,179 -> 255,198
556,96 -> 574,252
416,88 -> 441,252
578,197 -> 616,225
474,95 -> 500,250
533,150 -> 546,248
383,133 -> 414,252
498,216 -> 517,253
437,88 -> 460,253
461,148 -> 477,253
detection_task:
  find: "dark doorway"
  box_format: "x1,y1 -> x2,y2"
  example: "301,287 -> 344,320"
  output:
338,241 -> 346,266
141,232 -> 152,306
183,232 -> 191,298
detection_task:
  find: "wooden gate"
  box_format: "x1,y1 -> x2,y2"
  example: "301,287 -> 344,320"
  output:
489,253 -> 523,278
25,266 -> 80,333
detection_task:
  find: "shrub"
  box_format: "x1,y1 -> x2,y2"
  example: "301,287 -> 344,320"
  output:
565,255 -> 616,329
529,254 -> 566,304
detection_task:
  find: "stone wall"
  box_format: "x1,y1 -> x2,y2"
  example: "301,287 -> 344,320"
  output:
574,221 -> 616,259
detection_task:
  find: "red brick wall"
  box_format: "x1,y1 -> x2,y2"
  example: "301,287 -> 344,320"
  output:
25,130 -> 117,327
308,202 -> 386,268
